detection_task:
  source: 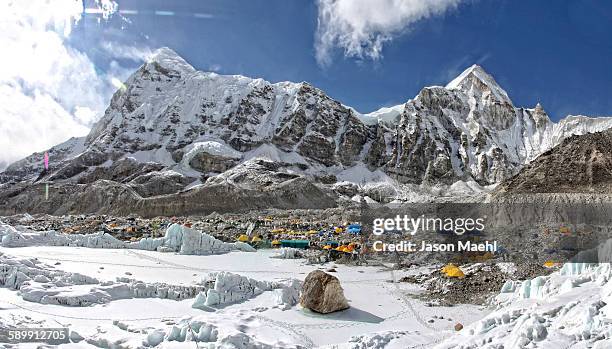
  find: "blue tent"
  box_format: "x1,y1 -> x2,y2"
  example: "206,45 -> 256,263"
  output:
347,224 -> 362,234
324,240 -> 339,248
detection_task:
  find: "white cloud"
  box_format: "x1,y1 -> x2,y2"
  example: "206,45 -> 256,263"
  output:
0,85 -> 90,170
100,41 -> 153,61
0,0 -> 145,170
315,0 -> 462,66
208,64 -> 222,72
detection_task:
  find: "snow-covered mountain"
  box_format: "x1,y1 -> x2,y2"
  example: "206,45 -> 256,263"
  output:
381,64 -> 612,185
1,48 -> 612,214
3,48 -> 370,184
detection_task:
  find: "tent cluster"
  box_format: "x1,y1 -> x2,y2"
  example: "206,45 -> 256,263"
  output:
330,224 -> 361,235
236,234 -> 267,248
233,222 -> 363,251
321,242 -> 360,253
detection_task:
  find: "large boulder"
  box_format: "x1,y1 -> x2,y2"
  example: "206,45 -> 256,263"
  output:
300,270 -> 349,314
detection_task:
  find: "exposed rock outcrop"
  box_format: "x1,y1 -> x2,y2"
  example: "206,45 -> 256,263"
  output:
499,128 -> 612,194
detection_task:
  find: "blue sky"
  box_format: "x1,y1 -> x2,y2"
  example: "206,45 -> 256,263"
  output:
71,0 -> 612,120
69,0 -> 612,120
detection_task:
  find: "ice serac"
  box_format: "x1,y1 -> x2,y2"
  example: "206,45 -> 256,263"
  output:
439,261 -> 612,348
191,272 -> 301,309
0,222 -> 249,256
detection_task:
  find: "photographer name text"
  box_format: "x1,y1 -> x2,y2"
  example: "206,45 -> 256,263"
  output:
372,240 -> 497,252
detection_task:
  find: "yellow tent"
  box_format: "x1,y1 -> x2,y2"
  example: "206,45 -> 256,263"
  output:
322,245 -> 332,250
237,234 -> 249,242
271,240 -> 281,245
442,264 -> 465,278
251,236 -> 262,242
543,260 -> 558,268
335,227 -> 343,233
335,245 -> 353,253
441,264 -> 453,273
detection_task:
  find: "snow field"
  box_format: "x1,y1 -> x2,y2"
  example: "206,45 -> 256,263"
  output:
0,224 -> 488,348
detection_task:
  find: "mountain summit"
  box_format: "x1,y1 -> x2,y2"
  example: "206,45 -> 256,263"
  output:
446,64 -> 513,106
2,50 -> 612,214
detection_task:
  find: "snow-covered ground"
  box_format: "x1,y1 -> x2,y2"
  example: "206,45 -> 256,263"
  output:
435,262 -> 612,349
0,224 -> 488,348
5,222 -> 612,348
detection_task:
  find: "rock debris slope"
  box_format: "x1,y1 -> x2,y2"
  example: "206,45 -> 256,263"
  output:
499,128 -> 612,194
2,48 -> 612,214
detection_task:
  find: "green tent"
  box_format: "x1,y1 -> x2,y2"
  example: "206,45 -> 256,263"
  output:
280,240 -> 310,249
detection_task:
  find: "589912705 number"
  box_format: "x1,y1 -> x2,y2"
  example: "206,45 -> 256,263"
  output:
1,328 -> 70,344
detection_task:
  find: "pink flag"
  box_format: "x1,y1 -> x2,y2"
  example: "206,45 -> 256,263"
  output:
44,152 -> 49,170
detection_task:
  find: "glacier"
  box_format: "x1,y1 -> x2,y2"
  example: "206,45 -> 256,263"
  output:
437,261 -> 612,348
0,222 -> 253,255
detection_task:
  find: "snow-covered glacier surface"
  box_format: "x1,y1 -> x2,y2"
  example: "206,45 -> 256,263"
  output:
5,220 -> 612,348
0,220 -> 492,348
436,262 -> 612,349
0,251 -> 209,306
0,226 -> 306,348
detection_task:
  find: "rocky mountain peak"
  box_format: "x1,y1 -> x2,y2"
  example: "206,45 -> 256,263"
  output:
531,102 -> 552,128
147,47 -> 195,73
446,64 -> 513,107
534,102 -> 543,111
